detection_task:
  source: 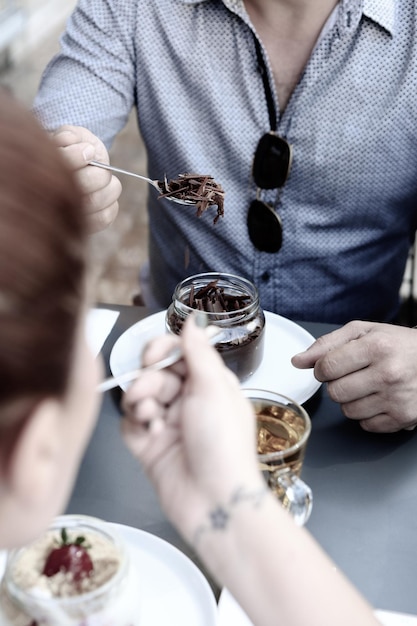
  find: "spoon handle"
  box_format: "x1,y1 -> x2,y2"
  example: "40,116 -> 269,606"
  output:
97,348 -> 185,392
89,160 -> 158,188
98,320 -> 224,393
89,160 -> 198,206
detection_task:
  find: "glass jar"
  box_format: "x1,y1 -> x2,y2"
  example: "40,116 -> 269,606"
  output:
0,515 -> 141,625
166,272 -> 265,382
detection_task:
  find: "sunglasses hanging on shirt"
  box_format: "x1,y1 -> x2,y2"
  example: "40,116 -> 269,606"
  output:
248,34 -> 293,253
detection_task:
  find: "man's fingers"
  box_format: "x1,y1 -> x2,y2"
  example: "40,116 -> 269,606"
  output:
313,338 -> 374,382
52,127 -> 80,147
292,321 -> 373,369
82,174 -> 122,208
52,125 -> 109,166
54,142 -> 102,173
86,202 -> 120,233
52,125 -> 101,147
337,391 -> 417,432
325,368 -> 375,404
359,414 -> 411,433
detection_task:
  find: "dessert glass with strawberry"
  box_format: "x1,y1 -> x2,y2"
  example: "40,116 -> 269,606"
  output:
0,515 -> 141,625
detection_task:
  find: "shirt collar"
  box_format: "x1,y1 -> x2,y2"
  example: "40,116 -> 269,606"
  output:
336,0 -> 394,36
173,0 -> 220,4
171,0 -> 251,24
362,0 -> 395,34
174,0 -> 395,36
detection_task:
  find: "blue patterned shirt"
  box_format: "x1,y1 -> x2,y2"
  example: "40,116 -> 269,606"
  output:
34,0 -> 417,323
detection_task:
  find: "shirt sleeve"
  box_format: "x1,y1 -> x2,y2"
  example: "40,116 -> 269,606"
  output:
32,0 -> 137,148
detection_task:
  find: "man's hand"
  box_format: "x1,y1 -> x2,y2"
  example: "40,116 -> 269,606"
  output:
52,125 -> 122,232
292,321 -> 417,432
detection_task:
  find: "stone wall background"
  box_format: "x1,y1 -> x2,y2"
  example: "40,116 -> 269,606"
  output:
0,6 -> 148,305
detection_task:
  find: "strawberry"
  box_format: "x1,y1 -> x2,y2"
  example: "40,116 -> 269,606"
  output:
42,528 -> 93,582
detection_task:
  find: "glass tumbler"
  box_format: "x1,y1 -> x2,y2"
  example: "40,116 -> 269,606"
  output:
243,389 -> 313,526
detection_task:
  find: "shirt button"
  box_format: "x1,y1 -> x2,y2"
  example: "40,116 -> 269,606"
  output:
261,271 -> 270,282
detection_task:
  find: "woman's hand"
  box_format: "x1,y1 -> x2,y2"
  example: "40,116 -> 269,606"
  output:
121,316 -> 263,543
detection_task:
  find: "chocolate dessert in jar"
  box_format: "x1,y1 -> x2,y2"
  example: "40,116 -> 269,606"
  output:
0,515 -> 141,625
166,272 -> 265,382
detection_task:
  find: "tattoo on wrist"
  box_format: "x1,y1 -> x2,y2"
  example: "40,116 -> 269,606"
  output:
193,485 -> 268,547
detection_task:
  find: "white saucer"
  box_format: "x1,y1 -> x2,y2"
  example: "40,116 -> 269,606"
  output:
218,588 -> 417,626
109,310 -> 321,404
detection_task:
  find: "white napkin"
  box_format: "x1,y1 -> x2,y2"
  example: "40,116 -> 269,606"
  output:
375,610 -> 417,626
85,308 -> 120,357
218,589 -> 417,626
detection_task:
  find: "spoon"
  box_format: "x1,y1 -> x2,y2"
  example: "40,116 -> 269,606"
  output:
89,160 -> 194,205
98,322 -> 225,393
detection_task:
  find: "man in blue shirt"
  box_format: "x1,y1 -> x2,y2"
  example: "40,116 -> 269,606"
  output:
34,0 -> 417,431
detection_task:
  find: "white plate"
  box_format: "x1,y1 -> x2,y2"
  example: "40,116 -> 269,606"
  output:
0,525 -> 217,626
218,588 -> 417,626
109,524 -> 218,625
109,310 -> 321,404
218,589 -> 253,626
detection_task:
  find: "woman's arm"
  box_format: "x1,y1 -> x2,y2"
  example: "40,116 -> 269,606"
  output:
121,316 -> 380,626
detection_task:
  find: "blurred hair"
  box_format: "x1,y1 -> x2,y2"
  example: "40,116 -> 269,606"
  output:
0,90 -> 87,426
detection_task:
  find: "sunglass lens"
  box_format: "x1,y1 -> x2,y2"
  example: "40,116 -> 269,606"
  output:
247,199 -> 283,253
252,133 -> 292,189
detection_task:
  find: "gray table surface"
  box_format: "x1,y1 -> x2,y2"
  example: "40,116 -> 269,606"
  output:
67,305 -> 417,615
